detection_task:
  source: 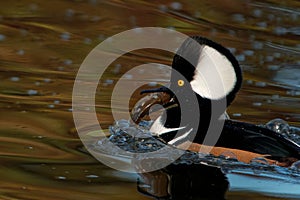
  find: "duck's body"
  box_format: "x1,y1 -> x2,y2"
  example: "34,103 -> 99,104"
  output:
131,36 -> 300,166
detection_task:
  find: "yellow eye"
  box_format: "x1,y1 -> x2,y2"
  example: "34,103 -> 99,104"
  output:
178,79 -> 184,87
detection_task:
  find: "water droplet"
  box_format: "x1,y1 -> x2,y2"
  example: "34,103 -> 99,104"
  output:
148,82 -> 157,87
86,174 -> 99,178
60,32 -> 71,41
255,82 -> 266,87
227,47 -> 236,54
64,59 -> 73,65
288,27 -> 300,36
170,2 -> 182,10
0,34 -> 6,41
10,77 -> 20,82
105,79 -> 113,84
265,118 -> 289,134
27,89 -> 38,96
65,8 -> 75,17
252,102 -> 262,107
246,79 -> 253,85
48,104 -> 55,108
220,151 -> 238,161
55,176 -> 66,180
194,11 -> 201,18
268,65 -> 280,71
252,41 -> 263,50
256,21 -> 267,28
232,113 -> 242,117
231,14 -> 245,23
89,0 -> 98,5
253,9 -> 262,18
123,74 -> 132,79
91,16 -> 101,22
290,160 -> 300,171
158,4 -> 168,12
243,50 -> 254,56
236,54 -> 245,62
17,49 -> 25,55
273,26 -> 288,35
83,38 -> 92,44
273,52 -> 281,58
271,94 -> 280,99
265,55 -> 274,62
116,119 -> 130,129
28,3 -> 38,11
250,157 -> 268,165
44,78 -> 51,83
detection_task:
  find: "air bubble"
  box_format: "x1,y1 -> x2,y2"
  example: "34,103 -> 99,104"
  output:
265,118 -> 289,134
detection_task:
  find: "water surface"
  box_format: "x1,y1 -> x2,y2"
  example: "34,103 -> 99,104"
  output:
0,0 -> 299,199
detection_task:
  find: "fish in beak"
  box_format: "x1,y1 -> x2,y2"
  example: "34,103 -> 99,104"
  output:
130,86 -> 177,124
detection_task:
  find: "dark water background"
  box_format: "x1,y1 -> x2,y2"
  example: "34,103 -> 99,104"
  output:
0,0 -> 299,199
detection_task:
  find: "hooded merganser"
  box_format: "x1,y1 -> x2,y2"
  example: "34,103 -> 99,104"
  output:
131,36 -> 300,166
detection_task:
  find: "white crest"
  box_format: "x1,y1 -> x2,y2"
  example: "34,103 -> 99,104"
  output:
190,46 -> 237,100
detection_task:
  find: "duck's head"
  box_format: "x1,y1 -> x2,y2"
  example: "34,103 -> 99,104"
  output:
131,36 -> 242,143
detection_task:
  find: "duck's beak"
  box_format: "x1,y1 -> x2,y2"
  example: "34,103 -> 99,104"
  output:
130,86 -> 176,124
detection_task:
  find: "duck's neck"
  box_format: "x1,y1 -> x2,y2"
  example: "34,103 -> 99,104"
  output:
162,96 -> 226,144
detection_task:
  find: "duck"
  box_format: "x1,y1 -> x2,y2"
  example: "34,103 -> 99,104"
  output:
131,36 -> 300,166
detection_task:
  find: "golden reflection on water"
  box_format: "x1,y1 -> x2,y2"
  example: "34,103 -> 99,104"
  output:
0,0 -> 299,199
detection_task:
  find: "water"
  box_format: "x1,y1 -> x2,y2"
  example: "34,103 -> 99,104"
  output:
0,0 -> 299,199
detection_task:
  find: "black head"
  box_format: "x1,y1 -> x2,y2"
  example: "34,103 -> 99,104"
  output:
170,36 -> 242,110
